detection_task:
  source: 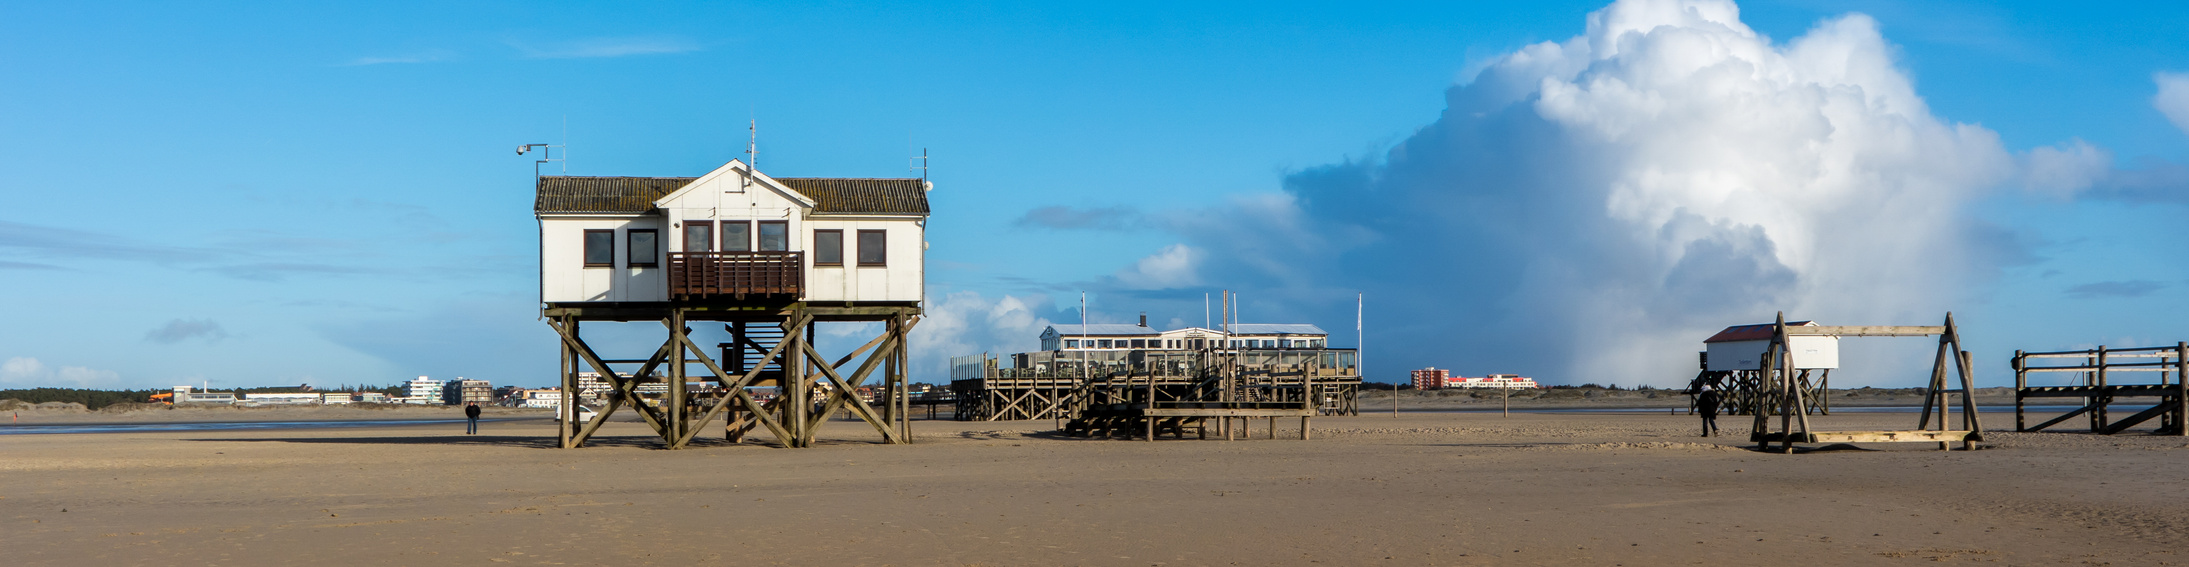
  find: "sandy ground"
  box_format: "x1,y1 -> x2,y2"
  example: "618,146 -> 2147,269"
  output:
3,409 -> 2185,566
1359,388 -> 2020,410
1,403 -> 549,424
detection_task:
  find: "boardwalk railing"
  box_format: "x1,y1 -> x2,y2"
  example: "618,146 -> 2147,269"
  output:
2014,343 -> 2188,435
668,251 -> 803,300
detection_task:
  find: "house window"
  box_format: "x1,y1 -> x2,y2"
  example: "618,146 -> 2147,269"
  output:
583,230 -> 614,267
813,230 -> 843,266
722,221 -> 751,252
1098,339 -> 1112,348
628,229 -> 657,267
684,221 -> 714,253
758,221 -> 788,251
856,230 -> 886,266
1065,340 -> 1079,349
1130,339 -> 1145,349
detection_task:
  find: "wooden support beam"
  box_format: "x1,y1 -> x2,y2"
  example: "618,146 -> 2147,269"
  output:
546,319 -> 676,446
799,340 -> 904,445
2100,402 -> 2175,435
2024,403 -> 2097,433
1782,325 -> 1947,337
667,314 -> 804,448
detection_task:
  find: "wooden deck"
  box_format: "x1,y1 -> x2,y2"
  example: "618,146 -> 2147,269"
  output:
668,251 -> 803,300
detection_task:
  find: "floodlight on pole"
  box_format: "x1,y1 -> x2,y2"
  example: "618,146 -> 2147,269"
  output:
517,143 -> 565,178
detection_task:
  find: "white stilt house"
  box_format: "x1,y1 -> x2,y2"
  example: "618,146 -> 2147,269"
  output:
536,159 -> 928,305
1705,321 -> 1839,372
533,158 -> 929,450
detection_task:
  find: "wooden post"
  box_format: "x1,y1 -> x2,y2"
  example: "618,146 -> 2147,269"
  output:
668,311 -> 687,447
787,317 -> 807,448
2014,350 -> 2026,432
1957,349 -> 1981,450
2177,342 -> 2188,437
559,319 -> 575,449
2095,345 -> 2109,433
1917,338 -> 1950,430
1300,416 -> 1310,440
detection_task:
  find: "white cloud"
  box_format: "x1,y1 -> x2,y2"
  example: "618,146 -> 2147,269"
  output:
510,36 -> 701,59
1,357 -> 122,387
2156,72 -> 2189,136
342,49 -> 455,66
908,291 -> 1055,381
2020,138 -> 2112,197
1113,244 -> 1201,290
1132,0 -> 2034,386
2,357 -> 47,383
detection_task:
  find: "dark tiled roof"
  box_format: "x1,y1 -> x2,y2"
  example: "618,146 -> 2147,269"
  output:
1704,321 -> 1815,343
776,178 -> 930,215
534,176 -> 929,216
534,176 -> 695,214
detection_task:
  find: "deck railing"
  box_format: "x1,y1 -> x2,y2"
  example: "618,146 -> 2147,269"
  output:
668,251 -> 803,300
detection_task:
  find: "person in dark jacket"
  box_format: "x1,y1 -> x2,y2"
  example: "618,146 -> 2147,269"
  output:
1696,388 -> 1721,437
464,402 -> 482,434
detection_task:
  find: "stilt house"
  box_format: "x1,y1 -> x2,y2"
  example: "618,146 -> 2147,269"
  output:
534,159 -> 929,306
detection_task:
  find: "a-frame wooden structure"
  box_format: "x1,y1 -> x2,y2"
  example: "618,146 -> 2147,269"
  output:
546,303 -> 919,449
1750,312 -> 1982,453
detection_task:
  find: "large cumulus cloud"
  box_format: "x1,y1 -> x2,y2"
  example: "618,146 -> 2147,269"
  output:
1038,0 -> 2033,386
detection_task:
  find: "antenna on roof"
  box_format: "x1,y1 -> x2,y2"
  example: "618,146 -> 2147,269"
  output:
746,119 -> 758,171
910,148 -> 929,181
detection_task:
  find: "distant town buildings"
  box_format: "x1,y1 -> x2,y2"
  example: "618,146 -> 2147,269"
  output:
1409,369 -> 1540,390
154,378 -> 610,408
172,386 -> 237,404
1037,321 -> 1331,352
242,393 -> 320,405
518,388 -> 563,409
406,376 -> 445,405
1411,368 -> 1450,390
442,378 -> 492,406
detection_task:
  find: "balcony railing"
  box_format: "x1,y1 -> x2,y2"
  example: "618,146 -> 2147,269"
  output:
669,251 -> 803,300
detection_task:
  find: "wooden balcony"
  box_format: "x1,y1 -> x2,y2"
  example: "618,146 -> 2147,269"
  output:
669,251 -> 803,301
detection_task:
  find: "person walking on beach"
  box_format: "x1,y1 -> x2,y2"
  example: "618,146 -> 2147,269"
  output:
1696,387 -> 1721,437
464,402 -> 482,435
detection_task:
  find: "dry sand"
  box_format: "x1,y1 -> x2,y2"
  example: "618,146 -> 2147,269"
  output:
4,409 -> 2185,566
1,403 -> 547,424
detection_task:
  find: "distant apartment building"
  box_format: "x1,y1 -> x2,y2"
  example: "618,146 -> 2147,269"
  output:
1411,368 -> 1450,390
407,376 -> 445,405
442,378 -> 492,406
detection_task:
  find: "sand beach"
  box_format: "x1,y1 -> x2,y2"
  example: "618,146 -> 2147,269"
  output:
4,407 -> 2183,566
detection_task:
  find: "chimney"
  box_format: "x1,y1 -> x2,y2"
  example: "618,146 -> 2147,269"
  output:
1139,312 -> 1148,327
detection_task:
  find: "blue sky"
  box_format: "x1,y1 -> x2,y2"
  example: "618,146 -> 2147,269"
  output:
3,0 -> 2186,390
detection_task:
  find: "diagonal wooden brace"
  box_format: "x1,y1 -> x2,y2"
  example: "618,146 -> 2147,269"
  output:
570,334 -> 678,446
801,340 -> 903,444
669,314 -> 807,448
548,319 -> 674,445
